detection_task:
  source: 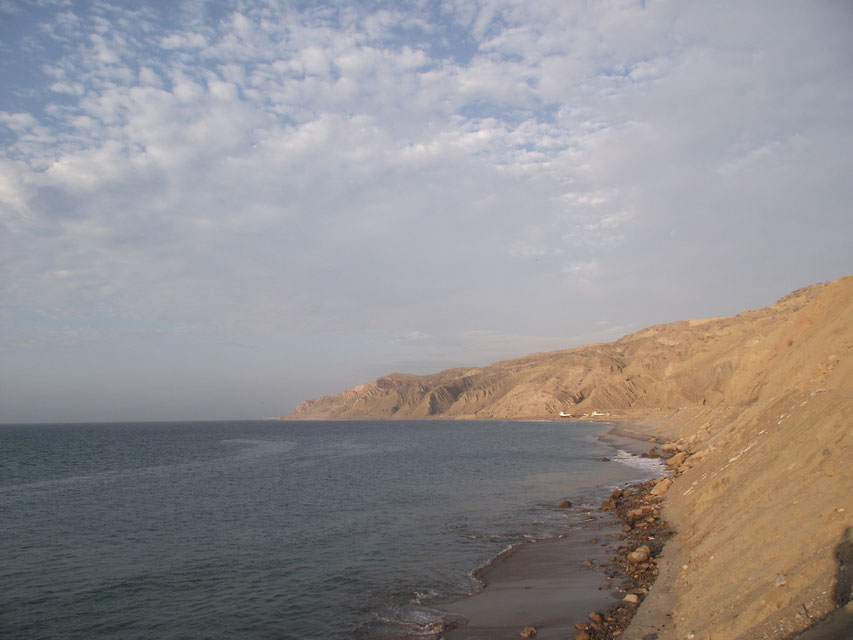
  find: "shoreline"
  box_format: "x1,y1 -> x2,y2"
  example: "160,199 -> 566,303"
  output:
431,421 -> 670,640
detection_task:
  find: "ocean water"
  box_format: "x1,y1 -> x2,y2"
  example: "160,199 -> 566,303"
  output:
0,420 -> 661,639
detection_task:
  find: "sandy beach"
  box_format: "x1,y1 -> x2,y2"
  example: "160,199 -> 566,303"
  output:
435,422 -> 671,640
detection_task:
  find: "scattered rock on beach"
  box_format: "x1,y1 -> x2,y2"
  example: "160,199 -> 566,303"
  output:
665,452 -> 688,468
557,500 -> 573,508
650,478 -> 673,495
623,593 -> 640,604
520,626 -> 537,638
574,632 -> 591,640
628,545 -> 651,564
601,499 -> 617,510
589,611 -> 603,623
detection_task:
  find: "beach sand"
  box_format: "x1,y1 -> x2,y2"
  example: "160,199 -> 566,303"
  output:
437,520 -> 625,640
435,422 -> 667,640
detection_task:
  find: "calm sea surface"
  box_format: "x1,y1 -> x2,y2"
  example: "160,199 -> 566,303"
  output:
0,420 -> 660,639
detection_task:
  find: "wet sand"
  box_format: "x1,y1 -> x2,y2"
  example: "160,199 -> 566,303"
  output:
436,422 -> 664,640
437,519 -> 625,640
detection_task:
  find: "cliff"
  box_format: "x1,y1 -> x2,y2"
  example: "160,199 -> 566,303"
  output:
285,279 -> 846,422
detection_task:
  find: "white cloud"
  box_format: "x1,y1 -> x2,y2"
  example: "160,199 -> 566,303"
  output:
1,0 -> 852,420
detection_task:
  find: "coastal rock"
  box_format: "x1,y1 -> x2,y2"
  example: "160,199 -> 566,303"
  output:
611,489 -> 623,499
628,545 -> 651,564
520,626 -> 537,638
650,478 -> 673,495
623,593 -> 640,604
661,443 -> 678,453
645,447 -> 661,458
665,452 -> 688,468
601,499 -> 617,511
589,611 -> 603,623
557,500 -> 573,509
574,632 -> 591,640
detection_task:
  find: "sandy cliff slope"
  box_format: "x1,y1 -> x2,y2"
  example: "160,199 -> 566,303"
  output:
622,276 -> 852,640
286,276 -> 853,639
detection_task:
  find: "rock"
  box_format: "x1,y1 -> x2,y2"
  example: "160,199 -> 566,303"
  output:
557,500 -> 572,509
601,457 -> 610,462
650,478 -> 673,495
627,507 -> 650,522
583,559 -> 593,567
589,611 -> 603,623
643,634 -> 660,640
601,499 -> 617,510
574,632 -> 591,640
661,443 -> 678,453
424,621 -> 445,633
611,489 -> 623,499
775,574 -> 788,587
623,593 -> 640,604
520,626 -> 537,638
628,545 -> 651,564
666,452 -> 688,468
623,524 -> 633,532
646,447 -> 661,458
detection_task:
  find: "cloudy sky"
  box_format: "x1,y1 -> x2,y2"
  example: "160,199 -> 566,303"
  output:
1,0 -> 851,422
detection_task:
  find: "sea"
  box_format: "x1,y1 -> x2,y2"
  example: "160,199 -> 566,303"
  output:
0,419 -> 662,639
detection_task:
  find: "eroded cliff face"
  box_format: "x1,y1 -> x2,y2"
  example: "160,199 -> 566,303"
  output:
285,279 -> 843,421
624,276 -> 852,639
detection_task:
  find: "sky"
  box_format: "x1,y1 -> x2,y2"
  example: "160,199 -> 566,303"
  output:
1,0 -> 852,423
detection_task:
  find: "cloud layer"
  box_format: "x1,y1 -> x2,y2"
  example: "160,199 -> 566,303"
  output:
2,0 -> 852,421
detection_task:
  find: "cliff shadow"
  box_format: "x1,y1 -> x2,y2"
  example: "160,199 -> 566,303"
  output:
833,525 -> 853,607
786,526 -> 853,639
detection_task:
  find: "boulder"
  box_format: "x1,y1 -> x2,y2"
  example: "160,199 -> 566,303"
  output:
574,632 -> 591,640
666,452 -> 688,468
661,442 -> 678,453
623,593 -> 640,604
650,478 -> 673,495
557,500 -> 572,509
645,447 -> 661,458
628,545 -> 651,564
589,611 -> 603,623
601,499 -> 617,511
520,626 -> 537,638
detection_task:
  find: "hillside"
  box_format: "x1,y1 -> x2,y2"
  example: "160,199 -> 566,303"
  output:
286,277 -> 853,639
285,279 -> 845,421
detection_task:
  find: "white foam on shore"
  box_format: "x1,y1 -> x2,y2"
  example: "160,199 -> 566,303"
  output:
611,449 -> 666,475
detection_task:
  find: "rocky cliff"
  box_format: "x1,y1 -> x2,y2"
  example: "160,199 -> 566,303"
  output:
286,278 -> 848,422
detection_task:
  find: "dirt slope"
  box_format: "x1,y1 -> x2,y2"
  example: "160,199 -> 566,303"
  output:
623,276 -> 853,639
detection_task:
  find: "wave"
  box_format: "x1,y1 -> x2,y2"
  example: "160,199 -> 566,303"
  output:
610,448 -> 666,474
